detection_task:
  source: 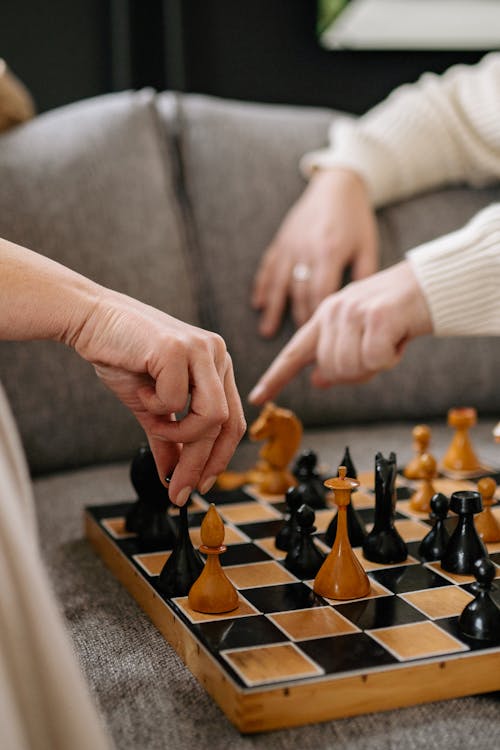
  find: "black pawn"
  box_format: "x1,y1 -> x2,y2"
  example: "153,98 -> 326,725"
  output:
293,450 -> 327,510
363,451 -> 407,564
158,504 -> 204,597
325,446 -> 366,546
126,445 -> 176,549
418,493 -> 450,562
285,504 -> 326,579
276,486 -> 303,552
458,557 -> 500,641
441,491 -> 487,575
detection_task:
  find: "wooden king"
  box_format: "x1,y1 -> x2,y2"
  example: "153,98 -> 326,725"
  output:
314,466 -> 370,600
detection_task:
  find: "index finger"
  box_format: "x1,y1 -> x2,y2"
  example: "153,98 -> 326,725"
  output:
248,319 -> 319,404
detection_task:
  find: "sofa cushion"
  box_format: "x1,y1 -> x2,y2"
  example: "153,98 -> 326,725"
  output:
170,93 -> 500,426
0,90 -> 198,474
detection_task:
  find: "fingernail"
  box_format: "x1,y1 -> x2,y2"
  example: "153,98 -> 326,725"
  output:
248,384 -> 265,403
175,486 -> 192,506
199,475 -> 217,495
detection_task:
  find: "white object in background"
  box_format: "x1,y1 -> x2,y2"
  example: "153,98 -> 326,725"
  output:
321,0 -> 500,50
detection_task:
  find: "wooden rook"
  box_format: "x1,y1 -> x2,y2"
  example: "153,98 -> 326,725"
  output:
314,466 -> 370,600
410,452 -> 437,514
404,424 -> 432,480
476,477 -> 500,543
188,504 -> 239,614
442,407 -> 482,474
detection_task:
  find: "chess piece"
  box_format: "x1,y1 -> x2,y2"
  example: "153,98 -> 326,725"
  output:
292,449 -> 327,509
284,504 -> 326,579
325,446 -> 366,547
404,425 -> 431,480
418,493 -> 450,561
458,557 -> 500,642
217,403 -> 302,494
275,486 -> 302,552
126,445 -> 176,549
409,452 -> 437,514
314,467 -> 370,600
475,477 -> 500,543
158,504 -> 204,597
441,490 -> 488,575
188,505 -> 239,614
442,407 -> 482,474
363,452 -> 407,564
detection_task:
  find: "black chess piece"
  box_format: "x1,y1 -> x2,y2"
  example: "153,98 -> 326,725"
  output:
441,491 -> 488,575
275,486 -> 303,552
362,452 -> 407,564
326,446 -> 366,547
284,504 -> 326,579
158,504 -> 205,597
292,449 -> 327,510
458,557 -> 500,641
126,445 -> 176,549
418,493 -> 450,561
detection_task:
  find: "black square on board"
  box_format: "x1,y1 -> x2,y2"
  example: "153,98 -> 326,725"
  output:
369,564 -> 449,593
239,520 -> 285,539
202,487 -> 254,505
193,615 -> 287,652
435,616 -> 500,651
221,543 -> 272,566
335,595 -> 426,630
299,632 -> 397,674
243,582 -> 326,613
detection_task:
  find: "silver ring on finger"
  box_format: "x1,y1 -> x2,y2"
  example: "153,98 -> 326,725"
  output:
292,262 -> 312,282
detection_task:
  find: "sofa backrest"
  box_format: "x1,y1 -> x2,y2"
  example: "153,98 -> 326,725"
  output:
170,93 -> 500,429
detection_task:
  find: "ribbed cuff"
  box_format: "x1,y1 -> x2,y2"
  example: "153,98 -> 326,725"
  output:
407,204 -> 500,336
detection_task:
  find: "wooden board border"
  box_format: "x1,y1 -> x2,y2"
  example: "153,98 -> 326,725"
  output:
85,511 -> 500,733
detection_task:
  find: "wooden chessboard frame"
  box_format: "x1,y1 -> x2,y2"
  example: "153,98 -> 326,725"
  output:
85,478 -> 500,734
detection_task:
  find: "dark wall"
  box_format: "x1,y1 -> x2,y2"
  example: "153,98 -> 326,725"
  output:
0,0 -> 487,116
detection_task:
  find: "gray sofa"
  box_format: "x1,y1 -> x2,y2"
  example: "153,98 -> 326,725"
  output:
1,90 -> 499,749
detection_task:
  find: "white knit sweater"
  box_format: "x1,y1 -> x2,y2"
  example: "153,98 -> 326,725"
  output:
302,53 -> 500,336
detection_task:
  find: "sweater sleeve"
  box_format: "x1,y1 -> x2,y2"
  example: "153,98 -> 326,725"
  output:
407,203 -> 500,336
301,53 -> 500,208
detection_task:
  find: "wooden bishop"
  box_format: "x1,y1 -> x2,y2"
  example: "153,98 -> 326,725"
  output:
314,466 -> 370,600
188,504 -> 239,614
404,424 -> 431,480
410,452 -> 437,514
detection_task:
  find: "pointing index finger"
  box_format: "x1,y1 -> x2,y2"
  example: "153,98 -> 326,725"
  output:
248,318 -> 319,404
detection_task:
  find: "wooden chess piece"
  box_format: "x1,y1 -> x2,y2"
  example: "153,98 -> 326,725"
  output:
404,425 -> 431,480
441,491 -> 488,575
158,504 -> 204,597
363,452 -> 407,564
418,493 -> 450,561
217,403 -> 302,494
325,446 -> 366,547
410,452 -> 437,514
275,486 -> 302,552
475,477 -> 500,543
284,504 -> 326,579
126,444 -> 176,549
188,504 -> 239,614
458,557 -> 500,642
442,407 -> 482,474
314,467 -> 370,600
292,449 -> 327,509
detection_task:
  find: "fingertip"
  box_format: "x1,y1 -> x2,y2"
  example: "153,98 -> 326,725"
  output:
248,382 -> 268,405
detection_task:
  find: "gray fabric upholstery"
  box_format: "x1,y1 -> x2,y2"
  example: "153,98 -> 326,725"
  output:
0,90 -> 199,475
170,94 -> 500,426
34,422 -> 500,750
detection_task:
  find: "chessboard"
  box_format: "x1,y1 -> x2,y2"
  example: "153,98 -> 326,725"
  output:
85,469 -> 500,733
